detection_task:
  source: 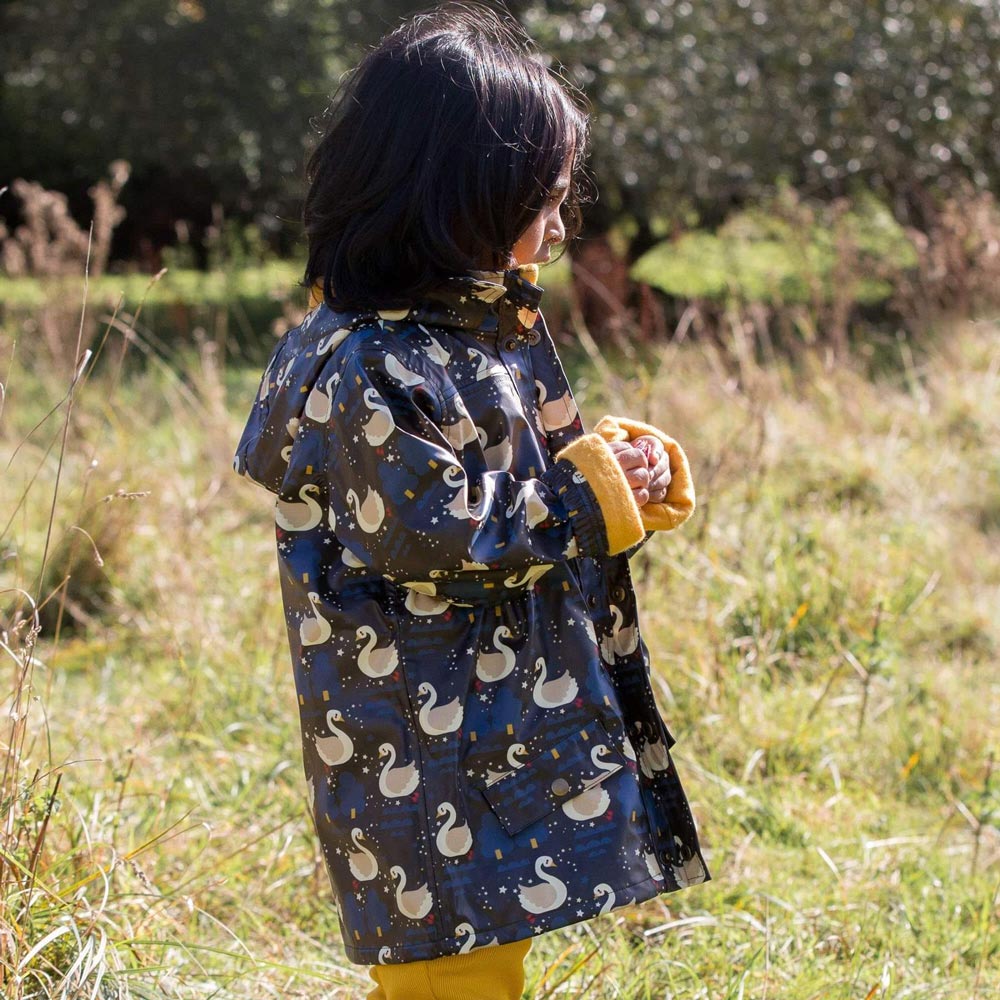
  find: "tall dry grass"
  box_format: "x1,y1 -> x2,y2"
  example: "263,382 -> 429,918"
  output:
1,258 -> 998,997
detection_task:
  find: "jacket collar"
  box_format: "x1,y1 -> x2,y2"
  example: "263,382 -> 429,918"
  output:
308,264 -> 544,338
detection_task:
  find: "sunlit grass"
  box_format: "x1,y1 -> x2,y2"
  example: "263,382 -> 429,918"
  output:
2,290 -> 997,997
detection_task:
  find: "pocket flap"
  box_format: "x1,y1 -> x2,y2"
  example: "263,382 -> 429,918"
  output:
481,719 -> 626,837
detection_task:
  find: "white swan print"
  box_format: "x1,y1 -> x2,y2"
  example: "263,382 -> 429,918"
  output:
347,828 -> 379,882
300,592 -> 332,647
517,856 -> 567,914
534,379 -> 579,432
362,387 -> 395,446
390,865 -> 434,920
475,625 -> 516,682
561,745 -> 621,821
417,681 -> 463,735
378,742 -> 420,797
356,625 -> 398,678
435,802 -> 473,857
315,709 -> 354,766
385,354 -> 425,386
275,483 -> 322,531
532,657 -> 578,709
345,486 -> 385,533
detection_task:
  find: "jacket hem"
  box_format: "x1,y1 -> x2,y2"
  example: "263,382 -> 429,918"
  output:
340,866 -> 711,966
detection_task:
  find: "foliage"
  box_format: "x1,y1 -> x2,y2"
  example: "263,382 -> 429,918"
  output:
3,1 -> 999,259
631,188 -> 918,306
519,0 -> 1000,247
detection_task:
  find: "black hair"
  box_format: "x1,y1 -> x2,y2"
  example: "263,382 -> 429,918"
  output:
303,2 -> 590,308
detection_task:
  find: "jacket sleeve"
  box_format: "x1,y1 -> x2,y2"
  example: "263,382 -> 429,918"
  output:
322,347 -> 646,603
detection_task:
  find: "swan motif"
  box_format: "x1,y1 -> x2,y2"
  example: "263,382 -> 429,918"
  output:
315,709 -> 354,766
435,802 -> 473,857
477,426 -> 513,471
274,357 -> 294,389
455,922 -> 499,952
404,588 -> 450,616
345,486 -> 385,533
610,605 -> 639,658
304,373 -> 339,423
299,592 -> 332,646
417,682 -> 463,735
377,946 -> 392,965
378,743 -> 420,797
475,625 -> 516,682
560,745 -> 621,821
341,545 -> 366,568
421,332 -> 452,366
621,734 -> 638,763
532,657 -> 578,709
390,865 -> 434,920
467,347 -> 491,380
442,465 -> 470,519
275,483 -> 323,531
356,626 -> 398,678
638,727 -> 671,779
378,308 -> 410,322
316,326 -> 351,355
385,354 -> 425,386
505,483 -> 548,527
535,380 -> 579,432
362,387 -> 395,446
517,305 -> 539,329
280,417 -> 300,463
563,537 -> 579,559
644,850 -> 665,882
580,616 -> 598,648
504,564 -> 552,589
484,744 -> 528,785
517,856 -> 567,914
347,828 -> 379,881
442,398 -> 478,450
593,883 -> 616,914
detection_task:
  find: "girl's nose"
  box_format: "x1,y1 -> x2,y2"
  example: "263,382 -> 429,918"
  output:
548,212 -> 566,245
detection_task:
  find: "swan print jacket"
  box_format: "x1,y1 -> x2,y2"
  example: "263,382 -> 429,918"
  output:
234,266 -> 710,965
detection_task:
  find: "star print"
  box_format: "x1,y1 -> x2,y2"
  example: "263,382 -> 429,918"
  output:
498,886 -> 507,894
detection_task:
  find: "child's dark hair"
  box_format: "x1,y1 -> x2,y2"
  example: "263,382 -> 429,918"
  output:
303,2 -> 590,308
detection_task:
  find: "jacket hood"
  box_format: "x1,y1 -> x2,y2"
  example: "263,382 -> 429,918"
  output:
233,266 -> 544,495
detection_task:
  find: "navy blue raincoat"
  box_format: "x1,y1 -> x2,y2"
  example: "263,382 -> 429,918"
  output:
234,268 -> 709,966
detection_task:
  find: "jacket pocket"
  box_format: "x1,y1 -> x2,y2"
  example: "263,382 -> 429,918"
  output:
480,718 -> 626,837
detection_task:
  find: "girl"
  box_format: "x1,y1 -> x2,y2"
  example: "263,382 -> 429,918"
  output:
234,5 -> 709,998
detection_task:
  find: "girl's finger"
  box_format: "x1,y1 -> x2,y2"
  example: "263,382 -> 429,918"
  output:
612,447 -> 649,471
633,487 -> 650,506
624,466 -> 650,488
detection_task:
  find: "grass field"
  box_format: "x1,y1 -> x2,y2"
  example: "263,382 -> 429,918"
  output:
1,284 -> 997,998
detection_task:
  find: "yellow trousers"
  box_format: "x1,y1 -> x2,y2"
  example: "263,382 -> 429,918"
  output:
365,938 -> 532,1000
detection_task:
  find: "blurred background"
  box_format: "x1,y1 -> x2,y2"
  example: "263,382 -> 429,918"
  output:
1,3 -> 998,998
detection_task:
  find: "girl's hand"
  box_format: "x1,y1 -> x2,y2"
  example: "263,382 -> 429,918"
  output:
632,435 -> 672,503
607,440 -> 651,506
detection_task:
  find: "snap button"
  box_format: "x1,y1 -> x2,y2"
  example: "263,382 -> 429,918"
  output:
551,778 -> 570,797
587,594 -> 598,609
526,330 -> 541,345
612,586 -> 627,603
503,337 -> 518,352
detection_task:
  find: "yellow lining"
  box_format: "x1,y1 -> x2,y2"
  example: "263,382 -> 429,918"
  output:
593,415 -> 696,532
555,433 -> 645,555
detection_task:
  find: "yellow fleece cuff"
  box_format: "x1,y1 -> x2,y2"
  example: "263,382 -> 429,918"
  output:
554,433 -> 646,556
593,415 -> 696,532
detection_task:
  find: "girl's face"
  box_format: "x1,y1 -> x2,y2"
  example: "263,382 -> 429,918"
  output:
510,160 -> 572,267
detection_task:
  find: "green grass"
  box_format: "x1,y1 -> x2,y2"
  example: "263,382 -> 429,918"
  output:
1,289 -> 998,998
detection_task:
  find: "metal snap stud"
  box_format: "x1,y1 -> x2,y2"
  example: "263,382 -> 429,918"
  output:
551,778 -> 570,797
